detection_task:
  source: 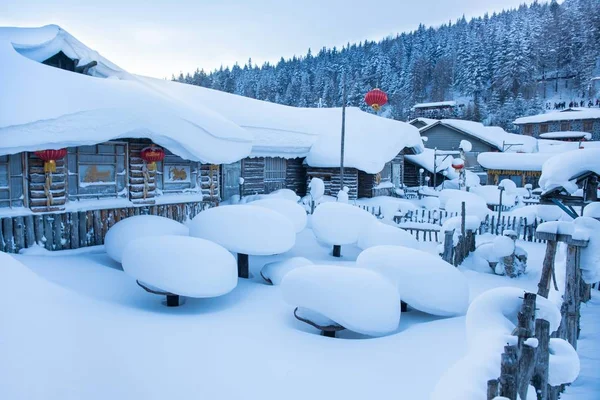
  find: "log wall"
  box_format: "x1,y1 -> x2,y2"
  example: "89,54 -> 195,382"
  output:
305,167 -> 358,199
129,141 -> 157,204
28,155 -> 67,212
241,157 -> 267,196
285,158 -> 307,196
0,201 -> 215,254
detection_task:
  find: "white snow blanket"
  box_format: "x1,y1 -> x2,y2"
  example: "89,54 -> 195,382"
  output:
357,221 -> 419,250
309,178 -> 325,202
441,215 -> 481,234
514,108 -> 600,125
260,257 -> 313,285
250,198 -> 307,233
478,152 -> 554,172
539,149 -> 600,194
122,236 -> 237,297
356,245 -> 469,316
311,202 -> 376,245
104,215 -> 189,263
440,189 -> 490,220
583,202 -> 600,219
281,265 -> 400,336
573,217 -> 600,283
432,287 -> 567,400
190,205 -> 295,255
548,338 -> 581,386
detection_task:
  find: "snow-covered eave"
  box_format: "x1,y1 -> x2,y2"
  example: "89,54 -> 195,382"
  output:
249,147 -> 311,159
514,110 -> 600,125
420,121 -> 503,151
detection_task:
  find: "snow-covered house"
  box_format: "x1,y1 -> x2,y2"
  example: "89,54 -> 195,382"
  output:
418,119 -> 537,183
408,117 -> 438,129
410,101 -> 460,119
0,25 -> 423,252
513,108 -> 600,139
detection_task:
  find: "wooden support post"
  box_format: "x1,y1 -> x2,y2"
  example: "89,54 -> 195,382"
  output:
517,293 -> 537,400
538,240 -> 558,298
487,379 -> 499,400
237,253 -> 249,279
322,330 -> 335,338
442,230 -> 454,264
401,301 -> 408,312
166,294 -> 179,307
532,319 -> 550,400
333,244 -> 341,258
14,216 -> 24,252
499,345 -> 518,400
563,244 -> 580,349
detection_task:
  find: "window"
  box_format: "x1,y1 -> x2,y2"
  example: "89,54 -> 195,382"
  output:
0,154 -> 24,208
540,123 -> 549,134
499,174 -> 522,187
583,120 -> 594,133
523,125 -> 533,136
67,143 -> 127,200
560,121 -> 571,131
264,157 -> 286,182
156,151 -> 199,194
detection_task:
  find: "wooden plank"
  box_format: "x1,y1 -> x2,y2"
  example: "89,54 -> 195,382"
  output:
93,210 -> 102,245
61,213 -> 70,250
532,319 -> 550,400
86,211 -> 93,246
100,209 -> 108,241
79,211 -> 87,247
0,217 -> 4,252
13,216 -> 25,252
34,215 -> 44,246
24,215 -> 35,248
3,218 -> 14,253
53,214 -> 63,251
43,215 -> 53,250
538,240 -> 558,298
70,212 -> 80,249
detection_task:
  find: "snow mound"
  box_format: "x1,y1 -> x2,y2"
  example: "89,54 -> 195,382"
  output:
356,245 -> 469,316
357,221 -> 419,250
309,178 -> 325,201
539,149 -> 600,194
573,217 -> 600,283
548,338 -> 580,386
420,196 -> 440,210
122,236 -> 237,297
104,215 -> 189,263
498,179 -> 517,195
260,257 -> 313,285
267,189 -> 301,202
459,140 -> 472,152
190,205 -> 295,255
492,236 -> 515,258
281,265 -> 400,336
441,215 -> 481,233
312,202 -> 376,245
250,198 -> 307,233
336,187 -> 349,203
439,189 -> 490,220
471,185 -> 517,206
583,202 -> 600,219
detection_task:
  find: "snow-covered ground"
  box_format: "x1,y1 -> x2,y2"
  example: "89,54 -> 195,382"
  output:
2,223 -> 597,400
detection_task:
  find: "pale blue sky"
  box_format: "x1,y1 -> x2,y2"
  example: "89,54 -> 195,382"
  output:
1,0 -> 538,78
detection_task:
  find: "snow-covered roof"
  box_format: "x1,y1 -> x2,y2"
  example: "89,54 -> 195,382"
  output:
539,131 -> 592,140
514,108 -> 600,125
0,25 -> 423,173
421,119 -> 538,152
412,101 -> 456,109
538,139 -> 600,153
477,152 -> 554,171
405,148 -> 455,175
539,148 -> 600,194
408,117 -> 438,127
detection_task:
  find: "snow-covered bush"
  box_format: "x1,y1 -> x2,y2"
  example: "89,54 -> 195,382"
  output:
260,257 -> 313,285
474,234 -> 527,277
250,198 -> 307,233
122,235 -> 237,299
281,265 -> 400,336
190,205 -> 295,277
357,221 -> 419,250
311,202 -> 375,256
105,215 -> 189,263
356,245 -> 469,316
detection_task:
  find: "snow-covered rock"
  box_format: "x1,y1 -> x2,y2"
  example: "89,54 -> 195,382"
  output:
104,215 -> 189,263
250,198 -> 307,233
122,236 -> 237,297
311,202 -> 376,246
357,221 -> 419,250
189,205 -> 295,255
281,265 -> 400,336
356,245 -> 469,316
260,257 -> 313,285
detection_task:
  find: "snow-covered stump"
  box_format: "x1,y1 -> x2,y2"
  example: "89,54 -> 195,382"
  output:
190,205 -> 296,279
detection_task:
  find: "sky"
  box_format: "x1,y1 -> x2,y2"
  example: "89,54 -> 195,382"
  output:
1,0 -> 540,79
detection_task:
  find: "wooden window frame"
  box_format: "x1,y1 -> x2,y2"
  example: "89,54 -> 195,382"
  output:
583,120 -> 594,133
156,152 -> 199,194
540,123 -> 549,134
0,153 -> 26,208
264,157 -> 287,182
523,124 -> 534,136
560,121 -> 571,131
67,142 -> 128,201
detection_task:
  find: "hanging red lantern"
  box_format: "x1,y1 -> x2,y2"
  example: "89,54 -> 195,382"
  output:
35,149 -> 67,173
452,158 -> 465,171
140,146 -> 165,171
364,88 -> 388,112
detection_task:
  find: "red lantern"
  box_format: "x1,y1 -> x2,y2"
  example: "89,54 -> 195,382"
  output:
452,158 -> 465,171
364,88 -> 388,112
140,146 -> 165,171
35,149 -> 67,173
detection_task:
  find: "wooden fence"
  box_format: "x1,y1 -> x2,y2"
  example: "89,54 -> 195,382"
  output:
487,230 -> 593,400
0,201 -> 214,253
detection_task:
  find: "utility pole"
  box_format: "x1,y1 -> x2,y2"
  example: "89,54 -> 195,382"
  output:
340,70 -> 347,189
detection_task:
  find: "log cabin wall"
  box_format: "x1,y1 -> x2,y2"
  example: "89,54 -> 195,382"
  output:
129,140 -> 157,204
0,201 -> 215,254
305,167 -> 358,199
357,171 -> 377,198
199,164 -> 220,201
28,153 -> 67,212
241,157 -> 266,196
285,158 -> 307,196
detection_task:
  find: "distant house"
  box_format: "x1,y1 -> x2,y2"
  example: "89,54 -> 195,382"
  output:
410,101 -> 460,119
513,108 -> 600,140
418,119 -> 538,184
408,117 -> 438,129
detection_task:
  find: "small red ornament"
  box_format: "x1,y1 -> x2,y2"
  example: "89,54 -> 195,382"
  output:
364,88 -> 388,112
452,158 -> 465,171
35,149 -> 68,173
140,146 -> 165,171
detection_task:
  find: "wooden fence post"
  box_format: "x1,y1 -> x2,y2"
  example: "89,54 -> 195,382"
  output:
442,230 -> 454,264
532,319 -> 550,399
561,244 -> 581,349
537,239 -> 558,298
499,345 -> 518,400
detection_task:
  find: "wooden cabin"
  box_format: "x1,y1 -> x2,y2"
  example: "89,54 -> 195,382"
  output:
0,139 -> 221,253
514,108 -> 600,140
